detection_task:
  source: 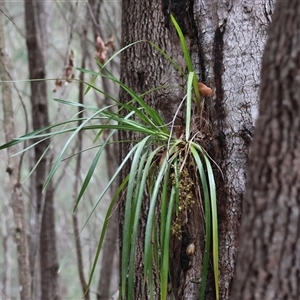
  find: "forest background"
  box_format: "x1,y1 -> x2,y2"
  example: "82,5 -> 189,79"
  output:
1,1 -> 300,300
0,1 -> 121,299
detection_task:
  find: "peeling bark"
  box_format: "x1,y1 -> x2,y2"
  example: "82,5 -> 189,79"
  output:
232,1 -> 300,299
195,2 -> 273,297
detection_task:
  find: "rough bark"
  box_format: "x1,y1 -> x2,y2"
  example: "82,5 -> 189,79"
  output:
119,1 -> 181,298
119,0 -> 272,299
0,1 -> 32,299
196,1 -> 274,297
232,2 -> 300,299
24,1 -> 60,299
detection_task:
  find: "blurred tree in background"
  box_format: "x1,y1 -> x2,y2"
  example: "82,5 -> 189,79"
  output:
0,1 -> 121,299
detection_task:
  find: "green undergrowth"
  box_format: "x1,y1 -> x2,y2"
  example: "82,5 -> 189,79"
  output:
0,15 -> 219,300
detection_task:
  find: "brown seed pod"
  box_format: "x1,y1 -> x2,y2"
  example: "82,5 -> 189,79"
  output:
186,242 -> 196,256
198,82 -> 214,97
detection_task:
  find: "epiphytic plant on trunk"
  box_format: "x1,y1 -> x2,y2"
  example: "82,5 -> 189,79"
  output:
0,16 -> 219,300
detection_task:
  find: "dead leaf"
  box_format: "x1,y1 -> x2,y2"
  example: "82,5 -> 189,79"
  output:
96,36 -> 108,64
95,35 -> 115,64
53,50 -> 75,92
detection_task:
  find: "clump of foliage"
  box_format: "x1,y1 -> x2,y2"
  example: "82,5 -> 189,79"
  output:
0,16 -> 219,300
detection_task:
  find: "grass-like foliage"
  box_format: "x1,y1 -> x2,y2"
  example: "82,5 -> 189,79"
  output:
0,16 -> 219,300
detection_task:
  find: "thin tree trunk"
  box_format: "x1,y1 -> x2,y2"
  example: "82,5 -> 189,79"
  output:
1,207 -> 13,300
87,1 -> 120,298
97,124 -> 119,300
72,14 -> 90,300
0,35 -> 12,298
24,1 -> 60,299
119,0 -> 272,299
232,2 -> 300,299
0,1 -> 32,299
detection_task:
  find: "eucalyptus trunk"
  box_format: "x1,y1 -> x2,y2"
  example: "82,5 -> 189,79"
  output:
232,1 -> 300,299
0,1 -> 31,298
25,1 -> 60,299
119,0 -> 273,299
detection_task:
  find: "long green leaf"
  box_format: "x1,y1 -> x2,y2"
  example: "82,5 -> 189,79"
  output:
129,147 -> 162,299
190,146 -> 211,300
73,128 -> 116,211
43,108 -> 107,190
160,158 -> 171,250
122,136 -> 151,298
127,146 -> 163,299
203,155 -> 219,300
147,41 -> 185,78
143,148 -> 178,286
84,40 -> 144,95
191,142 -> 219,300
0,115 -> 89,150
143,157 -> 168,283
84,67 -> 163,129
91,64 -> 171,132
53,98 -> 102,111
84,175 -> 129,296
170,15 -> 193,72
186,72 -> 194,141
76,143 -> 140,250
170,15 -> 200,105
161,162 -> 178,300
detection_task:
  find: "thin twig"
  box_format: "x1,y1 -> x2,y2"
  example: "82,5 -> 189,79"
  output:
0,8 -> 15,26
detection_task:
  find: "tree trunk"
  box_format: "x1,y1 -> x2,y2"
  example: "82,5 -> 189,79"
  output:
72,8 -> 90,299
119,0 -> 273,299
87,1 -> 120,298
0,1 -> 32,299
231,2 -> 300,299
24,1 -> 60,299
